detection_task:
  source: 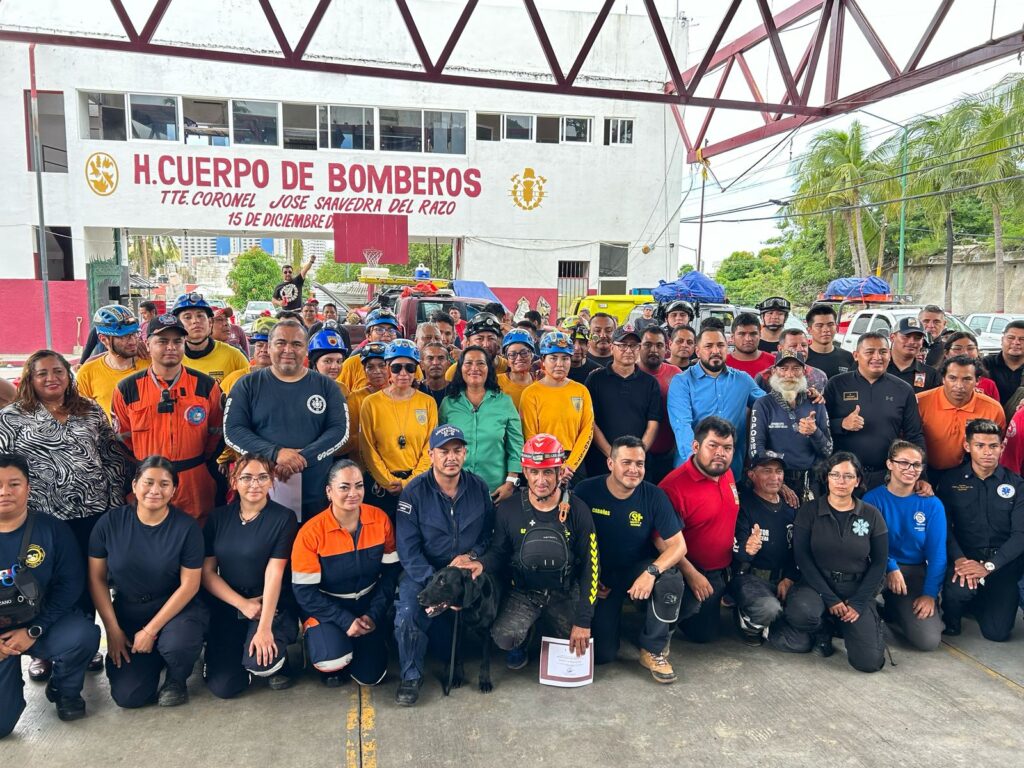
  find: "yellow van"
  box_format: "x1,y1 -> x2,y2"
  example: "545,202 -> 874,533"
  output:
571,295 -> 652,325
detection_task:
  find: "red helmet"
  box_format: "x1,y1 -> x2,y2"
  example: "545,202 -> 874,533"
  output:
521,434 -> 565,468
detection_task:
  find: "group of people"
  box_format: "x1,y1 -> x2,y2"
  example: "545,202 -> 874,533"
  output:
2,263 -> 1023,734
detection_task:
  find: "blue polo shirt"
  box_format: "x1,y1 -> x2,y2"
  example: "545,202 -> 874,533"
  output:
862,486 -> 947,598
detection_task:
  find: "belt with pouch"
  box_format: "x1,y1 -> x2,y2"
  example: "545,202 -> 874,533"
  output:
828,570 -> 862,583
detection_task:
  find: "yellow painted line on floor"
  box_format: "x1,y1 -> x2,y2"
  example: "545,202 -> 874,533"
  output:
941,640 -> 1024,696
359,685 -> 378,768
345,687 -> 361,768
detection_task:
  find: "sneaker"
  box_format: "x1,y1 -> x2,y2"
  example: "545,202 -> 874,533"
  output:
638,648 -> 677,684
46,681 -> 86,722
942,616 -> 962,636
269,673 -> 294,691
734,610 -> 765,647
505,646 -> 528,670
157,679 -> 189,707
87,652 -> 104,672
28,657 -> 52,682
395,677 -> 423,707
812,631 -> 834,658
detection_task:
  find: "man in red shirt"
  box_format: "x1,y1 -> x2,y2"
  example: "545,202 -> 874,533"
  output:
659,416 -> 740,643
638,326 -> 681,485
726,313 -> 775,378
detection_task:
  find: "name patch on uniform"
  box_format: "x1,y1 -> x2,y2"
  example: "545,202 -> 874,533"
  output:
914,372 -> 926,388
590,507 -> 611,517
306,395 -> 327,415
852,519 -> 870,536
185,405 -> 207,425
842,392 -> 859,402
571,397 -> 583,412
997,484 -> 1015,499
730,483 -> 739,505
397,501 -> 412,515
629,511 -> 643,527
414,409 -> 428,425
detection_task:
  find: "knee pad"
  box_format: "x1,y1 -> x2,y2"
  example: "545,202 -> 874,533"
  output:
248,655 -> 287,677
313,653 -> 352,673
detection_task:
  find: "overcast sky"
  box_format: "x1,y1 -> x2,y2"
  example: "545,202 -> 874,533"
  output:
494,0 -> 1024,272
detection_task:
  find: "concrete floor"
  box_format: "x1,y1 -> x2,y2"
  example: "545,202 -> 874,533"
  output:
4,612 -> 1023,768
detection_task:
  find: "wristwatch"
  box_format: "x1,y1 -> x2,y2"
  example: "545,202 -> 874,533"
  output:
646,564 -> 661,577
983,561 -> 996,572
27,625 -> 43,639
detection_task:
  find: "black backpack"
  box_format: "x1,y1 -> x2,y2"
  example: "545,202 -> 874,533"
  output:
0,515 -> 43,631
516,491 -> 573,587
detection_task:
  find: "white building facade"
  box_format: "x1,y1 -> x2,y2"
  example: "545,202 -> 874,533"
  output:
0,0 -> 685,352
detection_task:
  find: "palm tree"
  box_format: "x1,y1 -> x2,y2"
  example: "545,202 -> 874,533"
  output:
791,121 -> 885,276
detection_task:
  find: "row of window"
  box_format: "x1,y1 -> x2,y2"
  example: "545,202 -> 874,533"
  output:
80,92 -> 634,153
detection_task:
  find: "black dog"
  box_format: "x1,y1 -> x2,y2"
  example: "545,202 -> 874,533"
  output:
418,567 -> 500,695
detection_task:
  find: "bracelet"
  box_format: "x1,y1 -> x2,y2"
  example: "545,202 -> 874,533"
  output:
506,475 -> 519,485
140,627 -> 156,638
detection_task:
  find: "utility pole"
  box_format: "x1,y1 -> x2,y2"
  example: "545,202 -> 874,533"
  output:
695,146 -> 709,273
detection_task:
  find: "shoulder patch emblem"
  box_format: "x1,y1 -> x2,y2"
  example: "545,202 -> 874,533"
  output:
306,395 -> 327,415
397,501 -> 412,515
997,483 -> 1015,499
25,544 -> 45,568
185,405 -> 207,426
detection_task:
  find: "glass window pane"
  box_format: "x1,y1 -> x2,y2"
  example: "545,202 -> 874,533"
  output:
620,119 -> 633,144
129,94 -> 177,141
85,92 -> 126,141
328,106 -> 374,150
319,105 -> 329,148
504,114 -> 533,140
563,117 -> 590,143
379,109 -> 422,152
603,118 -> 612,146
992,317 -> 1009,333
536,116 -> 559,144
424,111 -> 465,154
477,113 -> 501,141
283,103 -> 317,150
183,97 -> 229,146
233,100 -> 278,145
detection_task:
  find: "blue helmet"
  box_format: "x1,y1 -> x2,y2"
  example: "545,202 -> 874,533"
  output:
501,329 -> 536,353
539,331 -> 573,356
360,341 -> 388,364
92,304 -> 139,337
365,308 -> 400,330
171,291 -> 213,317
308,328 -> 348,355
384,338 -> 420,363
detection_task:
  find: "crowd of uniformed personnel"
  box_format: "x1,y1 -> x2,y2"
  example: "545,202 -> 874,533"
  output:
2,266 -> 1024,732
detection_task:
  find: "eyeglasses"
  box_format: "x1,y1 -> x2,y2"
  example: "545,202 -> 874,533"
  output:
948,345 -> 978,354
614,343 -> 640,351
827,472 -> 858,482
390,362 -> 418,374
506,349 -> 533,359
238,473 -> 272,486
890,459 -> 923,472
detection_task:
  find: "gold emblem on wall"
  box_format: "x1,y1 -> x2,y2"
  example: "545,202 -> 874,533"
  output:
510,167 -> 546,210
85,152 -> 118,196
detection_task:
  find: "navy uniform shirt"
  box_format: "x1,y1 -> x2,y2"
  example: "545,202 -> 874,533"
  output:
824,370 -> 924,469
806,345 -> 854,379
89,504 -> 204,604
574,477 -> 680,573
203,500 -> 298,599
936,463 -> 1024,569
981,352 -> 1024,405
732,489 -> 798,580
0,513 -> 82,632
887,359 -> 941,393
418,380 -> 448,409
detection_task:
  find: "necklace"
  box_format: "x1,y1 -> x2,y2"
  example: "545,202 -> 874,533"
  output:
239,507 -> 263,525
386,389 -> 413,449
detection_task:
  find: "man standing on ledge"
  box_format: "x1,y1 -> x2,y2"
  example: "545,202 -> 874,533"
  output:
273,255 -> 316,311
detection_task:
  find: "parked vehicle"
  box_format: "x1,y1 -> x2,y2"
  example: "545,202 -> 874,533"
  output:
242,300 -> 274,325
572,295 -> 651,325
965,313 -> 1024,351
838,306 -> 975,353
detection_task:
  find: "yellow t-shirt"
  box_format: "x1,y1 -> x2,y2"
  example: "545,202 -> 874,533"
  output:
445,355 -> 509,382
184,340 -> 249,382
218,367 -> 249,395
76,355 -> 149,418
345,385 -> 379,470
339,353 -> 367,393
519,380 -> 594,472
359,389 -> 438,488
497,373 -> 532,412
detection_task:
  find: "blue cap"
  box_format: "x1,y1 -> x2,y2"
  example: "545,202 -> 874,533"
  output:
429,424 -> 467,449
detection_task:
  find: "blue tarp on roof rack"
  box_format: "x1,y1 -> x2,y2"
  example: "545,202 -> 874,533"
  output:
822,276 -> 892,299
652,271 -> 727,303
452,280 -> 502,307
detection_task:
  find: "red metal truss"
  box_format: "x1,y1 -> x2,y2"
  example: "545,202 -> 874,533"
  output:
2,0 -> 1022,162
674,0 -> 1024,162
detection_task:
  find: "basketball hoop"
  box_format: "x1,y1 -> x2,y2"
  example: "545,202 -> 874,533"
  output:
362,248 -> 384,268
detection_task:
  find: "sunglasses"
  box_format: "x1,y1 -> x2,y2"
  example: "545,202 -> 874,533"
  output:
390,362 -> 418,374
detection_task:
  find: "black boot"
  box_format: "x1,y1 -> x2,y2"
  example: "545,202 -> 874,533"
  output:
395,677 -> 423,707
812,630 -> 834,658
46,680 -> 87,722
942,615 -> 962,636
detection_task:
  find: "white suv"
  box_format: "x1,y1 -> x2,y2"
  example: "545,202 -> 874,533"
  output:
839,306 -> 974,353
965,313 -> 1024,352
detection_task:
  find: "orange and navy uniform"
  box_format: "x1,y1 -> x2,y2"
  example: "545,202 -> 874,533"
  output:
291,504 -> 400,632
111,367 -> 224,524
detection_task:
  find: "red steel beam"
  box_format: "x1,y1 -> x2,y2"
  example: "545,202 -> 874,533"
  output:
734,52 -> 772,124
564,0 -> 615,86
394,0 -> 434,72
108,0 -> 140,43
523,0 -> 565,85
292,0 -> 332,61
258,0 -> 293,58
139,0 -> 172,44
798,0 -> 834,105
755,0 -> 800,105
432,0 -> 479,75
824,0 -> 845,103
644,0 -> 687,100
693,57 -> 735,149
844,0 -> 898,78
683,0 -> 743,96
904,0 -> 955,73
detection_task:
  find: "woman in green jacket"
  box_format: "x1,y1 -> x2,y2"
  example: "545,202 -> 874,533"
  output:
440,346 -> 524,504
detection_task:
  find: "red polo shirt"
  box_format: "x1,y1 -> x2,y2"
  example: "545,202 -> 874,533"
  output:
658,458 -> 739,571
726,351 -> 775,378
639,361 -> 681,455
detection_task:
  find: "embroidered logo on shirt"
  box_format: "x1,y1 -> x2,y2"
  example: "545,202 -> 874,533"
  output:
185,405 -> 207,425
851,519 -> 870,536
571,397 -> 583,412
629,511 -> 643,527
306,395 -> 327,415
397,501 -> 412,515
913,511 -> 926,525
25,544 -> 46,568
997,483 -> 1015,499
415,408 -> 428,425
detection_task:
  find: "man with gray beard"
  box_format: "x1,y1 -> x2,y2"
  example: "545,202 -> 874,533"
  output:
749,350 -> 832,500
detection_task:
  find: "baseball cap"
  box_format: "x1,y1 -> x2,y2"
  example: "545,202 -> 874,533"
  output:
612,324 -> 642,344
147,313 -> 187,337
895,317 -> 926,336
749,453 -> 786,469
774,349 -> 806,366
429,424 -> 467,450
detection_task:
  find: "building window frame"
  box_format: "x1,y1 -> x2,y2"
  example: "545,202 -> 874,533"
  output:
127,93 -> 180,143
604,117 -> 634,146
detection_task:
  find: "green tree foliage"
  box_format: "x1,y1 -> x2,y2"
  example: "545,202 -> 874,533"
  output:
715,249 -> 786,305
677,263 -> 695,277
226,247 -> 280,309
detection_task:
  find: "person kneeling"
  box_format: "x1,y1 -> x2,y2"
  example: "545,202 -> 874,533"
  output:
0,454 -> 100,735
575,437 -> 685,683
478,435 -> 599,669
292,460 -> 398,687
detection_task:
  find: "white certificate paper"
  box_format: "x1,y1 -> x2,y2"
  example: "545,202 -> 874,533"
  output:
270,473 -> 303,522
538,636 -> 594,687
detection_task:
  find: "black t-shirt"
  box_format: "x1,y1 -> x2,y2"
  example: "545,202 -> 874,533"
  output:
758,338 -> 780,354
203,500 -> 298,597
887,359 -> 941,392
982,352 -> 1024,405
574,477 -> 680,572
418,380 -> 448,409
273,276 -> 305,310
568,358 -> 601,384
89,504 -> 204,602
732,489 -> 797,578
806,345 -> 854,379
584,366 -> 661,447
587,353 -> 613,368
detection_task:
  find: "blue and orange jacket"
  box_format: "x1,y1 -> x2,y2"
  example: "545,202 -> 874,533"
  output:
291,504 -> 399,629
